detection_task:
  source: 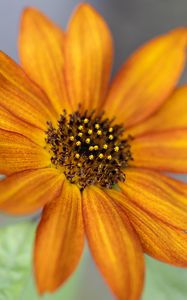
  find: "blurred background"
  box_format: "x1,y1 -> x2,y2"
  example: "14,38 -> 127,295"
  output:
0,1 -> 187,299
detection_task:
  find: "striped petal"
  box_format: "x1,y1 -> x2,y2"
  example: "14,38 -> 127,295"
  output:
0,168 -> 63,215
0,105 -> 45,146
105,28 -> 187,127
65,3 -> 113,111
83,186 -> 144,300
131,129 -> 187,172
34,180 -> 84,294
109,190 -> 187,267
0,129 -> 50,175
0,51 -> 55,129
19,7 -> 71,114
119,169 -> 187,230
127,85 -> 187,136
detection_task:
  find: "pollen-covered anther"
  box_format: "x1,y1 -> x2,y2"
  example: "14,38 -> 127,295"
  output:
88,129 -> 93,135
114,146 -> 119,152
75,153 -> 80,159
84,118 -> 89,124
86,138 -> 91,144
45,109 -> 133,190
97,130 -> 102,136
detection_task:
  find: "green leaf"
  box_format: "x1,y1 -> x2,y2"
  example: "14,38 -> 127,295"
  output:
143,255 -> 187,300
0,221 -> 84,300
0,222 -> 36,300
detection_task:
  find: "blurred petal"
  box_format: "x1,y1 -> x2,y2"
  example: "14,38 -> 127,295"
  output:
109,190 -> 187,267
119,169 -> 187,230
0,129 -> 50,175
0,51 -> 55,129
83,186 -> 144,300
105,28 -> 187,127
0,168 -> 63,215
19,7 -> 71,114
127,85 -> 187,136
65,3 -> 113,111
131,129 -> 187,172
34,180 -> 84,294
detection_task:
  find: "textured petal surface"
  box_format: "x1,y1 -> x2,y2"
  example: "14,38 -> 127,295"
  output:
131,129 -> 187,172
0,129 -> 50,175
19,7 -> 71,114
34,180 -> 84,294
127,85 -> 187,136
0,168 -> 63,215
0,105 -> 45,147
119,169 -> 187,230
65,3 -> 113,111
83,186 -> 144,300
105,28 -> 187,127
0,51 -> 55,129
109,190 -> 187,267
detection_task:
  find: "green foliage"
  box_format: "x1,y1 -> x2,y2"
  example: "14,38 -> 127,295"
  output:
143,256 -> 187,300
0,221 -> 187,300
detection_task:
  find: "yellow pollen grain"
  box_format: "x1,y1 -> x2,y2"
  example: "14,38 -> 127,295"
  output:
78,132 -> 83,137
95,124 -> 100,129
69,136 -> 75,141
86,138 -> 90,144
78,125 -> 83,130
109,135 -> 114,140
88,129 -> 93,135
89,155 -> 94,160
107,155 -> 112,160
99,153 -> 104,159
114,146 -> 119,152
109,127 -> 113,132
76,141 -> 81,146
94,145 -> 99,150
103,144 -> 108,149
89,146 -> 94,151
97,130 -> 102,136
75,153 -> 80,159
84,118 -> 89,124
77,162 -> 82,167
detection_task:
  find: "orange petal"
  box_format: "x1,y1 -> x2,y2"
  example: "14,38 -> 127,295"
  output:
34,180 -> 84,294
127,85 -> 187,136
0,168 -> 63,215
0,51 -> 55,129
19,7 -> 71,114
109,190 -> 187,267
83,186 -> 144,300
105,28 -> 187,127
0,105 -> 45,147
131,129 -> 187,172
119,169 -> 187,230
65,3 -> 113,111
0,129 -> 50,175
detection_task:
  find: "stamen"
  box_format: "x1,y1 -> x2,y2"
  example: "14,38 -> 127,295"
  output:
45,109 -> 133,190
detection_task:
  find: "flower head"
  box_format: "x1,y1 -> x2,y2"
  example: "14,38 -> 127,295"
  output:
0,3 -> 187,300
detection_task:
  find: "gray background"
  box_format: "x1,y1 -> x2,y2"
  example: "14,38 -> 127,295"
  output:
0,1 -> 187,299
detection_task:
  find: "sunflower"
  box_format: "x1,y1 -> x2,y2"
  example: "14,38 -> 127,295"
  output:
0,3 -> 187,300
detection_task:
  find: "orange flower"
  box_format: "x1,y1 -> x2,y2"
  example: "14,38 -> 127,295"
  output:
0,3 -> 187,300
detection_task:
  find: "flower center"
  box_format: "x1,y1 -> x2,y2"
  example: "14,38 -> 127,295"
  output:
45,109 -> 132,190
